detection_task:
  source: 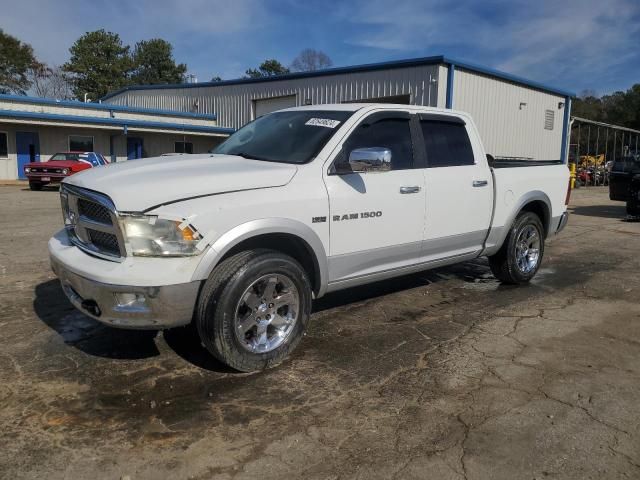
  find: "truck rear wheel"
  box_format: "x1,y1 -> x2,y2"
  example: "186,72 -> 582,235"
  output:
489,211 -> 545,284
195,249 -> 312,372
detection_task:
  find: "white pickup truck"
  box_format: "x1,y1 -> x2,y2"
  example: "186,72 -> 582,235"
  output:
50,104 -> 570,372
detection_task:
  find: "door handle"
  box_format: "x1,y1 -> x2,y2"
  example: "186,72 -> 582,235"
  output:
472,180 -> 488,187
400,186 -> 421,194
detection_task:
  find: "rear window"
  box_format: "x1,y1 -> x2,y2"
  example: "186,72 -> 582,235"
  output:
420,120 -> 475,167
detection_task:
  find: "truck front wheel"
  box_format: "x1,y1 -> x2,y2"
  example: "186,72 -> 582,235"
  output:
489,212 -> 545,284
195,249 -> 312,372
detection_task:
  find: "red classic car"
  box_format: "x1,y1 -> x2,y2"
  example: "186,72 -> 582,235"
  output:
24,152 -> 109,190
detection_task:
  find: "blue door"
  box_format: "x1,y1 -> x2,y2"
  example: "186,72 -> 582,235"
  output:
16,132 -> 40,179
127,137 -> 143,160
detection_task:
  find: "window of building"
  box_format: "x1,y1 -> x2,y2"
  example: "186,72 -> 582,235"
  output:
544,110 -> 555,130
175,141 -> 193,154
420,120 -> 475,168
343,117 -> 414,170
0,132 -> 7,158
69,135 -> 94,152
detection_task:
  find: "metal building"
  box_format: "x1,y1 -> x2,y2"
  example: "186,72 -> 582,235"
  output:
102,55 -> 574,161
0,94 -> 232,180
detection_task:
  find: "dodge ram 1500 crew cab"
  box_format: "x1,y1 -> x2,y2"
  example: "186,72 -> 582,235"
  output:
49,104 -> 570,372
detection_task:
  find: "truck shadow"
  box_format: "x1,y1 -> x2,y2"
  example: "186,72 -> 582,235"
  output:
32,279 -> 236,372
313,259 -> 498,312
569,204 -> 627,219
33,259 -> 498,372
33,279 -> 161,360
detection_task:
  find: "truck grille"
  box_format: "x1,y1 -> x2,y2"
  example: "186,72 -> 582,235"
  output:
60,184 -> 125,261
78,198 -> 113,225
87,230 -> 120,256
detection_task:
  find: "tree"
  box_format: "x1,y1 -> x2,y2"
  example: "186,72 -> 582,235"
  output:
290,48 -> 333,72
573,86 -> 640,131
245,59 -> 290,79
29,65 -> 75,100
63,29 -> 132,101
131,39 -> 187,85
572,91 -> 605,122
0,29 -> 42,94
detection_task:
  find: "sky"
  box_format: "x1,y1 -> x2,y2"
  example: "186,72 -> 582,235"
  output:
1,0 -> 639,96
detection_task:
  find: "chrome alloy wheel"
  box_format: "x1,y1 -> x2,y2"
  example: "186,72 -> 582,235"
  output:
515,224 -> 541,274
234,274 -> 300,353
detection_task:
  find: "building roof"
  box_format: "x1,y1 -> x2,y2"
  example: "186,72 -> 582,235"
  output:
0,109 -> 234,135
0,93 -> 217,120
101,55 -> 576,101
0,93 -> 233,135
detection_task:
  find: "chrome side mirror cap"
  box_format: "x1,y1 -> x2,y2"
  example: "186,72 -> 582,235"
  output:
348,147 -> 392,172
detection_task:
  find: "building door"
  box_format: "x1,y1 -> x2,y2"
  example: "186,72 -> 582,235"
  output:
253,95 -> 297,119
16,132 -> 40,179
127,137 -> 144,160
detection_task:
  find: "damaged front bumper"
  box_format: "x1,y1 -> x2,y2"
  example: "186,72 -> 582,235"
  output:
49,229 -> 201,329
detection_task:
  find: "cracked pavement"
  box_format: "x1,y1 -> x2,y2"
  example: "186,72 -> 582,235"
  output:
1,185 -> 639,479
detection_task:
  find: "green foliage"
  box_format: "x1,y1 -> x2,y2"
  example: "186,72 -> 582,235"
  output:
573,86 -> 640,131
63,29 -> 132,101
131,39 -> 187,85
245,59 -> 290,79
0,29 -> 41,94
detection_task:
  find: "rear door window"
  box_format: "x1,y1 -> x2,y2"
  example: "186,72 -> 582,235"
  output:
420,120 -> 475,167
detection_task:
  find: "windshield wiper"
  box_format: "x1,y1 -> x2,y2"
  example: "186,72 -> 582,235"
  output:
233,152 -> 267,161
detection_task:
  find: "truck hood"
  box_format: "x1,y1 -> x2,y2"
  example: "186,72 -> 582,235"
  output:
65,154 -> 298,211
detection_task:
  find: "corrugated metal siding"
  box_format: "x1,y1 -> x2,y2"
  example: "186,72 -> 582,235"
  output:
452,68 -> 565,160
105,65 -> 442,129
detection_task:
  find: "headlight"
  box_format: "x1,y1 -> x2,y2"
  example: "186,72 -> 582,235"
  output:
25,167 -> 31,173
62,168 -> 69,175
121,215 -> 202,257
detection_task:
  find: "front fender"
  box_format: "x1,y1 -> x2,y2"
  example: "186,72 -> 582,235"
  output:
192,218 -> 329,297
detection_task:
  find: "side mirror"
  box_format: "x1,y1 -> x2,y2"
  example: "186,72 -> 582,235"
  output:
348,147 -> 392,172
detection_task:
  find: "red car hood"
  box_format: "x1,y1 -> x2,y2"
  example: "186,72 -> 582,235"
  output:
26,160 -> 89,169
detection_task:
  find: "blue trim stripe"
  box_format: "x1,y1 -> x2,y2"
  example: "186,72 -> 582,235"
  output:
446,64 -> 455,109
0,93 -> 217,121
101,54 -> 576,101
560,97 -> 571,164
0,109 -> 234,135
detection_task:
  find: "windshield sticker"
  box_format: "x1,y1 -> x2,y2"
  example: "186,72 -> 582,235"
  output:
305,118 -> 341,128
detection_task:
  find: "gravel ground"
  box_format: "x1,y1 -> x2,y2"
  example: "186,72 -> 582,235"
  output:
0,184 -> 639,480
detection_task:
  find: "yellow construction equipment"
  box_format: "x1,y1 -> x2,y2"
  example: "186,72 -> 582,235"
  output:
578,154 -> 605,168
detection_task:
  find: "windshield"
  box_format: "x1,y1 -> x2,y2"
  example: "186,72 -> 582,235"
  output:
214,110 -> 353,164
51,153 -> 81,161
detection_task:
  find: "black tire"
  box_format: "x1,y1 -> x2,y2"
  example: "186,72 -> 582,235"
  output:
195,249 -> 312,372
29,181 -> 43,191
489,212 -> 545,284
